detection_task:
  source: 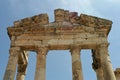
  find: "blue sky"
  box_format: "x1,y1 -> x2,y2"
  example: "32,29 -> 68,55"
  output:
0,0 -> 120,80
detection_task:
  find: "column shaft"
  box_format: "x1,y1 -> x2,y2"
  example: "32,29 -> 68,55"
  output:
34,47 -> 47,80
96,68 -> 104,80
16,51 -> 28,80
16,72 -> 25,80
92,49 -> 104,80
99,43 -> 116,80
3,47 -> 20,80
16,64 -> 27,80
71,48 -> 83,80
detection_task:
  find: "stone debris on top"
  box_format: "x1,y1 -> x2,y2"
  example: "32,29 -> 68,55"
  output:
13,8 -> 112,28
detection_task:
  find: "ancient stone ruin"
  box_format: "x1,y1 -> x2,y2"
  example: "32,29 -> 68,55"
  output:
4,8 -> 120,80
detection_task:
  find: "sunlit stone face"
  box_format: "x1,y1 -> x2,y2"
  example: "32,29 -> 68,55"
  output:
64,10 -> 69,21
14,21 -> 21,27
39,14 -> 49,25
54,9 -> 65,22
21,18 -> 32,26
69,12 -> 78,24
33,14 -> 49,25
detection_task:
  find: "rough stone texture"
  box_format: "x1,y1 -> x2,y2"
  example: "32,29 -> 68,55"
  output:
114,68 -> 120,80
92,49 -> 104,80
3,47 -> 21,80
70,48 -> 83,80
16,52 -> 28,80
34,47 -> 48,80
4,8 -> 117,80
98,43 -> 116,80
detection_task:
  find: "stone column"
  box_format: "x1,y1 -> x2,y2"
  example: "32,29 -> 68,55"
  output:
3,47 -> 20,80
16,51 -> 28,80
16,71 -> 25,80
92,49 -> 104,80
70,47 -> 84,80
98,43 -> 116,80
16,64 -> 27,80
34,47 -> 48,80
114,68 -> 120,80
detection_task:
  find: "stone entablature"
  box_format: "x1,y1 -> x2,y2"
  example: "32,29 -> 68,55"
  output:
7,9 -> 112,50
4,9 -> 117,80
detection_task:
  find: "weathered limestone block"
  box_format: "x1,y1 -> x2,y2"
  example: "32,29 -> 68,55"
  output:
69,12 -> 79,24
114,68 -> 120,80
79,14 -> 112,27
14,20 -> 21,27
97,18 -> 112,27
21,17 -> 32,27
54,9 -> 65,22
32,14 -> 49,25
64,10 -> 70,21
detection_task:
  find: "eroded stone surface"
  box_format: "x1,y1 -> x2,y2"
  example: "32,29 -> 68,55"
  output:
114,68 -> 120,80
4,8 -> 117,80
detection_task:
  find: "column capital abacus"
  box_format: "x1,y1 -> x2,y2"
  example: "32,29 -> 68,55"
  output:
9,47 -> 21,56
70,45 -> 81,55
36,47 -> 48,55
98,42 -> 110,48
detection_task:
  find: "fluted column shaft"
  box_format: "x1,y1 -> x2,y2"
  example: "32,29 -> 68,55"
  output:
3,47 -> 20,80
70,48 -> 83,80
98,43 -> 116,80
34,47 -> 48,80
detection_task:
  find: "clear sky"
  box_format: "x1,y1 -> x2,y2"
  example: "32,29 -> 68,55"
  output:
0,0 -> 120,80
